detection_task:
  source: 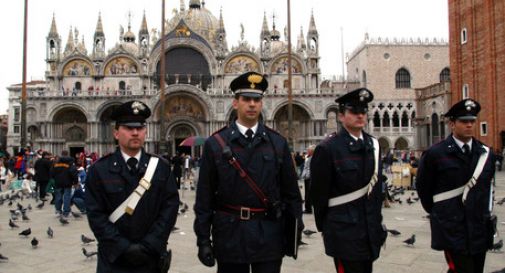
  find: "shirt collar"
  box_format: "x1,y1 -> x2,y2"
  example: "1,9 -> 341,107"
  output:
120,150 -> 141,167
235,121 -> 258,138
452,136 -> 472,152
348,132 -> 364,142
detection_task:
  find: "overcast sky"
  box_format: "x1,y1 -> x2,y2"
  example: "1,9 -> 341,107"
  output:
0,0 -> 448,115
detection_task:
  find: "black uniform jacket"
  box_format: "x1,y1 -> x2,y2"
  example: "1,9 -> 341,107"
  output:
310,129 -> 386,261
194,122 -> 303,263
416,135 -> 495,254
85,148 -> 179,273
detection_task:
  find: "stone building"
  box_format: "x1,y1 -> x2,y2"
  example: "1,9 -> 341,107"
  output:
449,0 -> 505,151
6,1 -> 347,156
346,34 -> 450,152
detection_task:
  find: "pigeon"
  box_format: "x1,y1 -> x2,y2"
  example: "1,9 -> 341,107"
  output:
36,201 -> 45,209
81,234 -> 95,244
490,239 -> 503,252
59,216 -> 69,225
27,204 -> 32,210
403,234 -> 416,246
406,198 -> 415,205
82,248 -> 98,258
17,202 -> 23,211
19,228 -> 31,237
387,229 -> 401,236
71,211 -> 82,218
497,197 -> 505,206
31,237 -> 39,248
0,253 -> 8,261
8,200 -> 13,207
179,203 -> 189,214
302,229 -> 317,237
22,212 -> 30,221
47,227 -> 54,238
9,219 -> 19,229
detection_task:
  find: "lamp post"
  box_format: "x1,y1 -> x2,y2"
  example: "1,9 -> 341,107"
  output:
158,0 -> 167,155
286,0 -> 293,150
20,0 -> 28,149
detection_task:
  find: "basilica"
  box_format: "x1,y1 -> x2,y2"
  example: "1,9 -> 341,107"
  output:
6,0 -> 449,157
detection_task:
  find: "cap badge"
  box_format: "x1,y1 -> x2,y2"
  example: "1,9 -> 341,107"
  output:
359,90 -> 370,101
131,101 -> 145,115
247,74 -> 263,89
464,100 -> 475,111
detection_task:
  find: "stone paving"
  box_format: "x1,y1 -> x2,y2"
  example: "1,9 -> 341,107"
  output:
0,172 -> 504,273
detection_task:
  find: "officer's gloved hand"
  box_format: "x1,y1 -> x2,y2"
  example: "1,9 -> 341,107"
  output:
123,243 -> 150,266
198,241 -> 215,267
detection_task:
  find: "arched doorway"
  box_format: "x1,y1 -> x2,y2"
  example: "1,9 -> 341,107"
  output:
52,107 -> 87,156
169,124 -> 196,156
273,104 -> 311,151
394,137 -> 409,150
378,137 -> 390,153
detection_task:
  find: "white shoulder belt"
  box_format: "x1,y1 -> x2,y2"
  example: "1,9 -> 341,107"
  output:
109,157 -> 159,223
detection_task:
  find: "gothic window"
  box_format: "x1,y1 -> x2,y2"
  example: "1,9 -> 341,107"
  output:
431,113 -> 440,137
373,111 -> 381,127
440,67 -> 450,83
401,111 -> 409,127
382,112 -> 390,127
395,68 -> 411,88
392,112 -> 400,127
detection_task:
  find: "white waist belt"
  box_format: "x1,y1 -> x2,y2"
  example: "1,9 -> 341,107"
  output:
109,157 -> 159,223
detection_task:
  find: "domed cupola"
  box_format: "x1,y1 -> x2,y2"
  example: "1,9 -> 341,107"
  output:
189,0 -> 201,9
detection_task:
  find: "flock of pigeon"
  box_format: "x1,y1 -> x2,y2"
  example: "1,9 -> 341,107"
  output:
0,189 -> 98,263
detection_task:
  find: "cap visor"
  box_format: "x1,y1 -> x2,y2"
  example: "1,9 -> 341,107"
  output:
118,122 -> 146,128
457,116 -> 477,121
238,92 -> 263,98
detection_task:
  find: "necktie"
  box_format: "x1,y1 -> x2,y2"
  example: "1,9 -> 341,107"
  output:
462,144 -> 470,156
245,129 -> 254,142
127,157 -> 138,175
356,138 -> 364,150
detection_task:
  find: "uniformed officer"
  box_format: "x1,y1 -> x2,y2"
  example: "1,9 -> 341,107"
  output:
194,72 -> 303,273
85,100 -> 179,273
417,99 -> 495,273
310,88 -> 387,273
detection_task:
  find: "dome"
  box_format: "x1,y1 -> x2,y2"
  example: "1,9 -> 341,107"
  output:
122,42 -> 139,56
167,6 -> 219,45
124,30 -> 136,42
270,40 -> 286,55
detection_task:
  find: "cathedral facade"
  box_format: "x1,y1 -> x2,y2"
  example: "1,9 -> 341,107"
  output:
7,0 -> 338,156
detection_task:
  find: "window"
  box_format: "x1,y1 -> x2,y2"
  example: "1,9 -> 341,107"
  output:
13,125 -> 20,134
424,53 -> 431,60
462,84 -> 469,99
13,106 -> 20,122
480,122 -> 488,136
392,112 -> 400,127
373,112 -> 380,127
382,112 -> 390,127
461,28 -> 468,44
383,53 -> 390,60
401,111 -> 409,127
395,68 -> 411,88
74,81 -> 81,91
440,67 -> 450,83
119,81 -> 126,90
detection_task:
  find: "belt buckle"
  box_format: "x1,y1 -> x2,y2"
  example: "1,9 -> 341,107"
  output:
240,207 -> 250,220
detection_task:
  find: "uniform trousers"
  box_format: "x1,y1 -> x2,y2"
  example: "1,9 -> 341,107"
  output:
217,259 -> 282,273
333,258 -> 373,273
444,250 -> 486,273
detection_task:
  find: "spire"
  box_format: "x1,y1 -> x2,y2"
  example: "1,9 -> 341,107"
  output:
64,26 -> 75,53
48,13 -> 58,37
94,12 -> 104,38
297,26 -> 306,51
261,11 -> 270,36
271,13 -> 280,41
218,7 -> 225,30
180,0 -> 185,12
139,10 -> 149,35
308,9 -> 318,36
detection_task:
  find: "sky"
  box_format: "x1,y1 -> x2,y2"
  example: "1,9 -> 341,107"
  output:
0,0 -> 448,115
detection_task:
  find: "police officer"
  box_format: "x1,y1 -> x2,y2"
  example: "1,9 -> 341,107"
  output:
194,72 -> 303,273
417,99 -> 495,273
85,100 -> 179,273
310,88 -> 387,273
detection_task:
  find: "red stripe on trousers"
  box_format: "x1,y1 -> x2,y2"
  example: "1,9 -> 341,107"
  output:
444,250 -> 457,272
338,259 -> 345,273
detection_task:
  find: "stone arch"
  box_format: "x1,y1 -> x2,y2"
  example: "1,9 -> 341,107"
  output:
52,107 -> 88,141
166,121 -> 201,156
271,100 -> 314,120
373,111 -> 381,127
272,103 -> 311,143
152,85 -> 213,122
394,137 -> 409,150
378,137 -> 391,152
269,54 -> 306,74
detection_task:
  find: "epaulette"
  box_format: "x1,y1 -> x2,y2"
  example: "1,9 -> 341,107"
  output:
264,125 -> 282,136
211,126 -> 228,136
